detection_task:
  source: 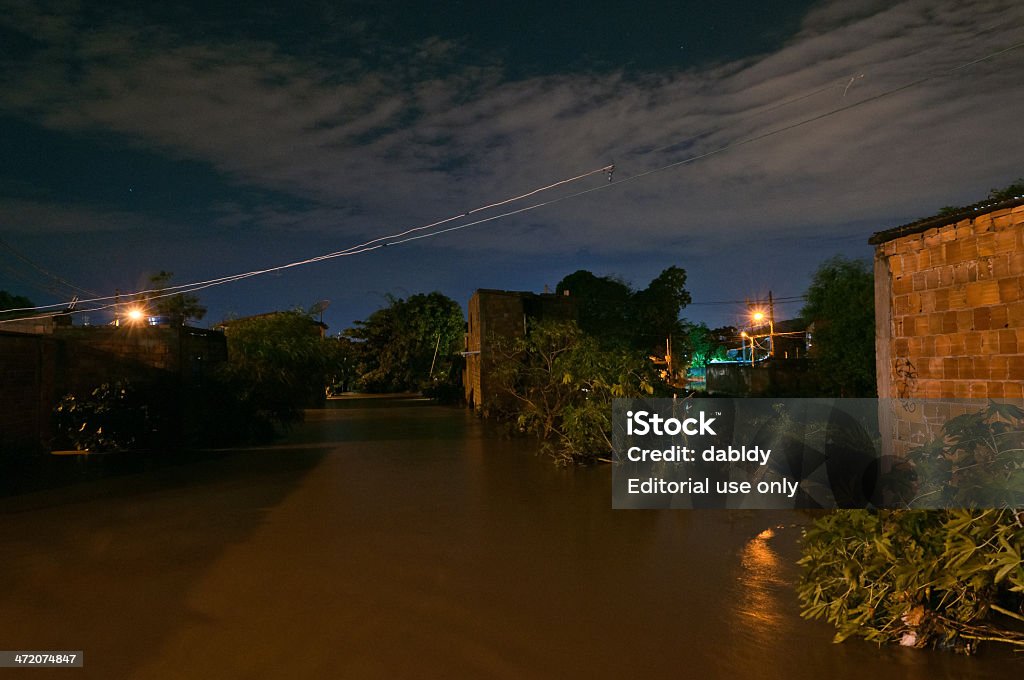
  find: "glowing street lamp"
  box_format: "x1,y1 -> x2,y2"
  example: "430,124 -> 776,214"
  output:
749,309 -> 774,358
125,307 -> 146,325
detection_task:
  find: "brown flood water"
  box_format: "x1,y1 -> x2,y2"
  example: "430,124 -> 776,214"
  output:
0,397 -> 1018,678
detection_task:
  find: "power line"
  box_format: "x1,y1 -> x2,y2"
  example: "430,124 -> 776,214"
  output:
1,164 -> 614,315
3,34 -> 1023,324
687,296 -> 806,306
0,236 -> 99,298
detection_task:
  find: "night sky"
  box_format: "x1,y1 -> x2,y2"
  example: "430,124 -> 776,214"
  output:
2,0 -> 1023,331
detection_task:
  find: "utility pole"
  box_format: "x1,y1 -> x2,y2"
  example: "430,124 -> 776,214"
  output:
428,332 -> 442,379
665,335 -> 673,382
768,290 -> 776,358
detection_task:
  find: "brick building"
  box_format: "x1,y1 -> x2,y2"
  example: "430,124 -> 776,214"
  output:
871,194 -> 1024,400
464,289 -> 576,411
870,194 -> 1024,454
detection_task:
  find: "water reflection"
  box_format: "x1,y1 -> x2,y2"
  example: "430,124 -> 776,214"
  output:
738,527 -> 786,628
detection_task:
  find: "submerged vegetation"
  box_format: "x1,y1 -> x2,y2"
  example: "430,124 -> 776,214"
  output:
798,508 -> 1024,653
484,266 -> 692,465
800,402 -> 1024,653
489,320 -> 659,465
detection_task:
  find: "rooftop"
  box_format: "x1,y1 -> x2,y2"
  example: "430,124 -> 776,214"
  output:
868,193 -> 1024,245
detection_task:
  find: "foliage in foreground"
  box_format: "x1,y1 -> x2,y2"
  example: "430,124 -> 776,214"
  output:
899,401 -> 1024,510
53,381 -> 160,452
489,320 -> 658,465
798,508 -> 1024,653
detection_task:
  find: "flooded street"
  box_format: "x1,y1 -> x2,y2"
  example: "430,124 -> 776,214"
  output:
0,397 -> 1017,678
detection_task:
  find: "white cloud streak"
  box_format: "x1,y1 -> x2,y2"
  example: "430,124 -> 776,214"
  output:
2,0 -> 1023,259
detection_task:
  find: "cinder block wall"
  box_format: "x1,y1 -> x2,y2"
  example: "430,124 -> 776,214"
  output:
0,332 -> 58,452
464,291 -> 527,410
0,327 -> 227,452
874,201 -> 1024,401
463,290 -> 576,411
872,198 -> 1024,455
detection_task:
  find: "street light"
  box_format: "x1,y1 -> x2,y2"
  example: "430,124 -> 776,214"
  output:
125,307 -> 145,325
749,309 -> 774,359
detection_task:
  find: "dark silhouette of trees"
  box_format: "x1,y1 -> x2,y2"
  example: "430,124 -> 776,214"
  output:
801,256 -> 876,397
0,290 -> 33,318
555,270 -> 632,344
146,271 -> 206,326
555,265 -> 691,352
346,292 -> 465,393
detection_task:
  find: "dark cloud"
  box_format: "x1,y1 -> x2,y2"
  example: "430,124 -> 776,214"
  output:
1,0 -> 1023,327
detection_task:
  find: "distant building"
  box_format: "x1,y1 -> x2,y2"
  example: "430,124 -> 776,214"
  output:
704,319 -> 815,396
464,289 -> 576,411
771,318 -> 813,360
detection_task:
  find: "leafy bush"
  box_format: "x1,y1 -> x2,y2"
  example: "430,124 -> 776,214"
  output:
217,310 -> 339,440
53,381 -> 156,452
902,401 -> 1024,509
489,320 -> 658,465
798,509 -> 1024,653
345,292 -> 465,393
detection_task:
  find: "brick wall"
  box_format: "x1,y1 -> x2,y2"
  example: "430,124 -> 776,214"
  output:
464,291 -> 530,411
872,198 -> 1024,455
874,201 -> 1024,401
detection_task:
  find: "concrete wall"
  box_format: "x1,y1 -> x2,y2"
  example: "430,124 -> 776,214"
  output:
0,326 -> 226,453
464,290 -> 575,411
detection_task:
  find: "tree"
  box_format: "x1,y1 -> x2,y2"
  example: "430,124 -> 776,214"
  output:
801,256 -> 876,397
626,266 -> 692,355
346,292 -> 464,393
555,270 -> 632,345
489,320 -> 658,465
217,310 -> 334,437
324,335 -> 360,395
555,266 -> 692,353
685,322 -> 732,369
145,271 -> 206,326
0,290 -> 33,319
